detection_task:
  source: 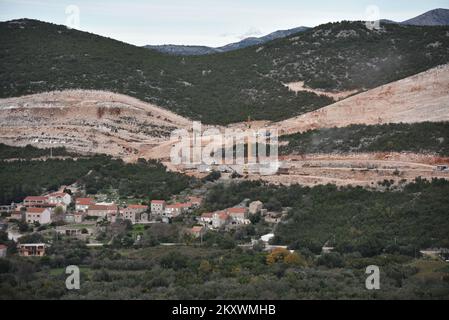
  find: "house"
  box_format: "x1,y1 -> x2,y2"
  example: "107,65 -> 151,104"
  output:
0,244 -> 7,257
74,212 -> 85,223
10,210 -> 24,221
189,226 -> 205,238
249,201 -> 263,214
151,200 -> 166,214
164,202 -> 191,217
18,243 -> 47,257
75,198 -> 95,212
198,212 -> 213,225
48,192 -> 72,206
140,212 -> 149,223
87,204 -> 118,218
108,212 -> 119,223
212,211 -> 229,228
56,226 -> 84,237
121,204 -> 148,224
24,196 -> 48,207
26,207 -> 52,224
64,211 -> 84,223
227,207 -> 248,224
0,205 -> 13,213
188,196 -> 202,208
64,213 -> 75,223
164,204 -> 183,217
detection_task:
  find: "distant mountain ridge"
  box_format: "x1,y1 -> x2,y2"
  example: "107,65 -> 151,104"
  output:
144,8 -> 449,56
144,26 -> 309,55
402,8 -> 449,26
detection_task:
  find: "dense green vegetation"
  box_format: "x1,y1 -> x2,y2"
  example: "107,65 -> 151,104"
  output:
1,157 -> 448,299
0,238 -> 448,299
203,179 -> 449,254
0,143 -> 77,159
280,122 -> 449,155
1,19 -> 448,124
0,157 -> 191,204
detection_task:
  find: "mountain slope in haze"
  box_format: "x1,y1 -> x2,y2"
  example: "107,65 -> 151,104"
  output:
1,19 -> 449,125
144,26 -> 309,55
144,8 -> 449,56
402,8 -> 449,26
143,44 -> 217,55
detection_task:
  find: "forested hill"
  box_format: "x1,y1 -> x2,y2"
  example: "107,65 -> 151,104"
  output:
1,19 -> 449,124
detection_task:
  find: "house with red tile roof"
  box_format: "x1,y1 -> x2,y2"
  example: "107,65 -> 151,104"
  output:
198,212 -> 213,225
121,204 -> 148,224
75,198 -> 95,212
48,192 -> 72,206
87,204 -> 118,218
26,207 -> 51,224
189,226 -> 205,238
227,207 -> 248,224
164,202 -> 193,217
24,196 -> 48,207
212,211 -> 230,228
188,196 -> 203,207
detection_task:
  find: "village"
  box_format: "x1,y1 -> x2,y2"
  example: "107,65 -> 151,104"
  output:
0,182 -> 288,258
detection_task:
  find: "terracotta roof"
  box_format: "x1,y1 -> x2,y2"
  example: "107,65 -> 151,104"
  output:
27,207 -> 46,214
180,202 -> 192,208
215,211 -> 229,220
88,204 -> 118,211
24,196 -> 48,201
0,244 -> 7,249
190,226 -> 204,233
76,198 -> 95,205
166,204 -> 183,209
227,207 -> 247,214
201,212 -> 213,218
188,197 -> 202,204
128,204 -> 147,209
151,200 -> 166,204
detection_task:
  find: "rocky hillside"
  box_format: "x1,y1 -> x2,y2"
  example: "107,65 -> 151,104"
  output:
0,90 -> 192,159
1,19 -> 448,124
271,64 -> 449,135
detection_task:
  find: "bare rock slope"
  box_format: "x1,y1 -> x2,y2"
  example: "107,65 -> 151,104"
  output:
271,64 -> 449,135
0,90 -> 192,158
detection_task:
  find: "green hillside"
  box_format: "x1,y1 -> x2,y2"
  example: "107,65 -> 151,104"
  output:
1,19 -> 448,124
203,179 -> 449,255
280,122 -> 449,156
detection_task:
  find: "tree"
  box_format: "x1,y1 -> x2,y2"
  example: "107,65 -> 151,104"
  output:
198,260 -> 212,274
317,253 -> 344,268
266,248 -> 291,265
284,252 -> 307,267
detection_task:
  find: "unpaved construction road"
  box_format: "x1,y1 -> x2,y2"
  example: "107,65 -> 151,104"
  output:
248,153 -> 449,187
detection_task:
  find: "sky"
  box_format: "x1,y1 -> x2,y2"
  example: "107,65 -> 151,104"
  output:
0,0 -> 448,47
